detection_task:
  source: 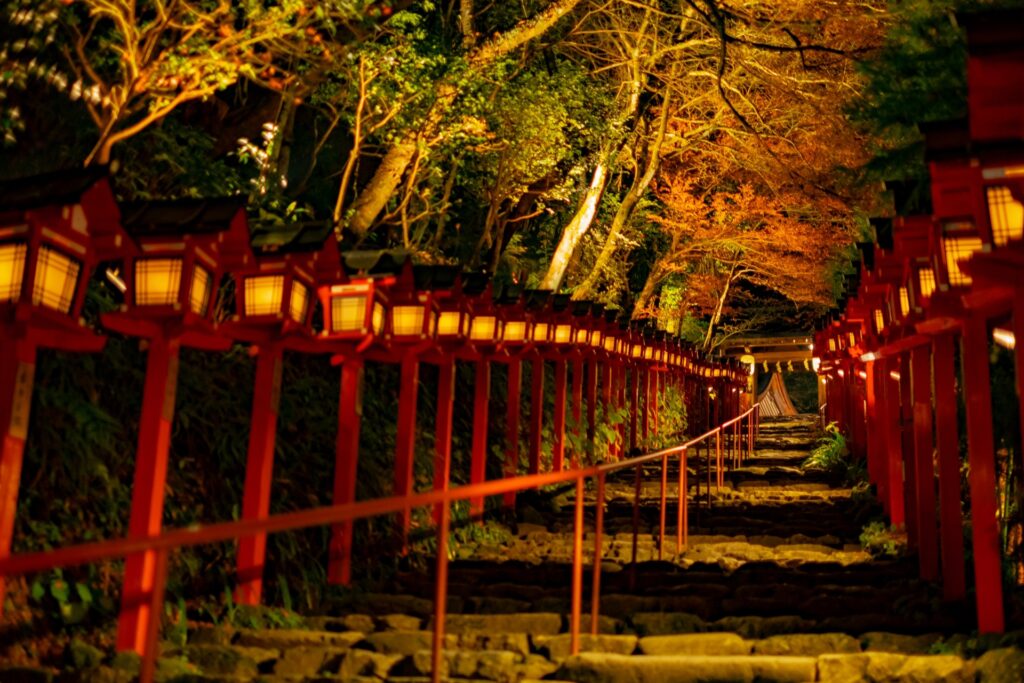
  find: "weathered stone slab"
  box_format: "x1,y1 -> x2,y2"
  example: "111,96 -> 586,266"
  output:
434,612 -> 562,635
363,630 -> 456,656
754,633 -> 861,656
860,631 -> 942,654
234,628 -> 363,650
639,632 -> 752,655
556,653 -> 816,682
976,647 -> 1024,682
535,634 -> 638,660
333,648 -> 403,678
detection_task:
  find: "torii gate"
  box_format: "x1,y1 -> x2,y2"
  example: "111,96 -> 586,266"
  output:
718,334 -> 818,410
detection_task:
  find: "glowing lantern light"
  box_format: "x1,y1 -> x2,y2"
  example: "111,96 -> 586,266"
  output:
984,184 -> 1024,246
941,234 -> 984,287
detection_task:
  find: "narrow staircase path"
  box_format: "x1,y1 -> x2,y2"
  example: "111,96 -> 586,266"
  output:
42,415 -> 1024,682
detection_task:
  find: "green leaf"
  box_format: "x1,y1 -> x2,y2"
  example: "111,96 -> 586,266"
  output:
75,582 -> 93,604
30,580 -> 45,603
50,579 -> 69,604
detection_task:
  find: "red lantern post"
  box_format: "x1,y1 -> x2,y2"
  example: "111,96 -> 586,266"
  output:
222,222 -> 340,605
315,254 -> 391,585
101,198 -> 251,653
0,169 -> 126,608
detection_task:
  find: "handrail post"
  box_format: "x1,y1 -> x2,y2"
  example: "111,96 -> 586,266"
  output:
139,547 -> 169,683
705,436 -> 712,509
432,500 -> 451,683
591,471 -> 606,636
716,429 -> 723,490
677,447 -> 687,555
658,453 -> 667,560
630,462 -> 641,590
570,475 -> 585,655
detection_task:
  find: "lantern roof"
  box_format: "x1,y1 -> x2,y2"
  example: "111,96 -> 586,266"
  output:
340,249 -> 409,276
493,284 -> 525,306
921,119 -> 971,162
551,293 -> 572,311
250,220 -> 334,256
570,299 -> 592,316
413,264 -> 460,291
0,166 -> 109,212
119,198 -> 246,238
522,289 -> 553,309
963,9 -> 1024,56
460,271 -> 492,296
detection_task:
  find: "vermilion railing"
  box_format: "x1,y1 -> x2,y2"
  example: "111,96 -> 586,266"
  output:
0,404 -> 760,683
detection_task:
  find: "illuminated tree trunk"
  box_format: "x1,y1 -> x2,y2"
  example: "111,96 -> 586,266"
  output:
575,87 -> 672,300
539,161 -> 608,290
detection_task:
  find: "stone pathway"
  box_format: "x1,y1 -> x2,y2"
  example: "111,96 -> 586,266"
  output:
8,415 -> 1024,681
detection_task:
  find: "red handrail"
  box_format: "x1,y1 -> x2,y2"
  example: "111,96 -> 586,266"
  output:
1,404 -> 760,683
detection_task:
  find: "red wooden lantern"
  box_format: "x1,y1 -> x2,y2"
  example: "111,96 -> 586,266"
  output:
102,198 -> 251,655
228,222 -> 338,341
226,222 -> 340,606
317,251 -> 396,349
0,168 -> 127,610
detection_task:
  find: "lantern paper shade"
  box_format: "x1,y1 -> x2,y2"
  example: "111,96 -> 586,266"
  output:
532,322 -> 549,342
503,321 -> 527,342
554,324 -> 573,344
590,330 -> 603,347
874,309 -> 885,333
943,236 -> 983,286
574,328 -> 589,344
918,268 -> 936,298
848,333 -> 856,347
245,275 -> 284,317
289,281 -> 309,323
437,310 -> 465,336
470,315 -> 498,341
603,336 -> 615,352
135,258 -> 182,307
189,266 -> 212,315
986,186 -> 1024,246
32,246 -> 81,314
899,287 -> 910,317
392,305 -> 426,336
0,242 -> 26,302
329,292 -> 384,335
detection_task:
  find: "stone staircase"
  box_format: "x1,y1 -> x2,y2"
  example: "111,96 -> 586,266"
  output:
10,415 -> 1024,682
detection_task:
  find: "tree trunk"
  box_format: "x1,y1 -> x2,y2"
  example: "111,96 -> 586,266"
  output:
538,160 -> 609,291
632,262 -> 666,319
573,87 -> 672,300
702,265 -> 739,351
460,0 -> 475,47
343,0 -> 584,237
345,138 -> 419,235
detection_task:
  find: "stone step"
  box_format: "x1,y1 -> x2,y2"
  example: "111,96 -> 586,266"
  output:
554,651 -> 975,682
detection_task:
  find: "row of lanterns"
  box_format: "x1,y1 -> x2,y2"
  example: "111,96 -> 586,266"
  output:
0,169 -> 739,384
813,9 -> 1023,636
